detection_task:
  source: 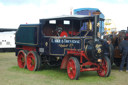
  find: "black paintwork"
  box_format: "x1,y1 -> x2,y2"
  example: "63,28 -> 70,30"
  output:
16,15 -> 104,59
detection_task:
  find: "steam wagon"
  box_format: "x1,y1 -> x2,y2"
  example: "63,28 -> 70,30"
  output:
15,15 -> 111,80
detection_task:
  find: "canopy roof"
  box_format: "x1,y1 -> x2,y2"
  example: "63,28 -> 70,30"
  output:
74,8 -> 104,19
40,15 -> 95,21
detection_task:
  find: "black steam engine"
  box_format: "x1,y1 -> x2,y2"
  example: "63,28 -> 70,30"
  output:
16,14 -> 111,80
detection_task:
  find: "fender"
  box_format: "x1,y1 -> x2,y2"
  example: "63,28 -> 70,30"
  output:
60,55 -> 71,69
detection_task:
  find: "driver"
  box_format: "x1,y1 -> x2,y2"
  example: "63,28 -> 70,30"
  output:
80,20 -> 93,31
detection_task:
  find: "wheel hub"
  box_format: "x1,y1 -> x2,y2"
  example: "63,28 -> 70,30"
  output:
70,67 -> 73,71
21,57 -> 25,62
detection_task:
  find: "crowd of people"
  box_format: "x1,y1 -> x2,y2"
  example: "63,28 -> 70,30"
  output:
105,31 -> 128,72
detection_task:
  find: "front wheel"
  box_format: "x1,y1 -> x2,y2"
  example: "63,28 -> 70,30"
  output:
67,57 -> 80,80
97,56 -> 111,77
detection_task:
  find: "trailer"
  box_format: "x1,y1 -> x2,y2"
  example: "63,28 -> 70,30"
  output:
16,14 -> 111,80
0,31 -> 16,52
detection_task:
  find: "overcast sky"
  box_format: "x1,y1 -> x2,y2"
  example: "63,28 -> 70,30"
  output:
0,0 -> 128,31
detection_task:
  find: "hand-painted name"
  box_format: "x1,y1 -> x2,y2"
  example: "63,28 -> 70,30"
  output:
51,39 -> 80,44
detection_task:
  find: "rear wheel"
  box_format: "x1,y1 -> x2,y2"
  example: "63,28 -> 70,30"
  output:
27,51 -> 42,71
109,44 -> 114,65
67,57 -> 80,80
97,56 -> 111,77
17,50 -> 28,68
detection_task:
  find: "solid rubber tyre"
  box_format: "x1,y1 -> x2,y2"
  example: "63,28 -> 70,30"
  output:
27,51 -> 42,71
67,57 -> 80,80
97,56 -> 111,77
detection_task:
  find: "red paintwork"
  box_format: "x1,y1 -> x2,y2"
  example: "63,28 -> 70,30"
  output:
60,55 -> 71,69
97,58 -> 108,77
60,31 -> 68,37
27,52 -> 36,71
67,58 -> 76,79
66,50 -> 99,72
68,31 -> 79,36
17,46 -> 36,51
17,50 -> 26,68
62,50 -> 107,76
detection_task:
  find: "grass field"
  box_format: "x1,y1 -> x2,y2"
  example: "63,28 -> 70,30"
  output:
0,52 -> 128,85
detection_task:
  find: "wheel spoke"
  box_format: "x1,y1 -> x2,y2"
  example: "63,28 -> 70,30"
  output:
97,57 -> 110,77
72,69 -> 76,77
68,61 -> 72,67
27,52 -> 36,71
101,70 -> 105,76
17,51 -> 26,68
28,57 -> 32,64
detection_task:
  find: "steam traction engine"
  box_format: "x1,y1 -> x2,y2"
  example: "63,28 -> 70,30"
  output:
16,15 -> 111,80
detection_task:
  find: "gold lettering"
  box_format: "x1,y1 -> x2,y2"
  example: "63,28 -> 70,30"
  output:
59,44 -> 68,48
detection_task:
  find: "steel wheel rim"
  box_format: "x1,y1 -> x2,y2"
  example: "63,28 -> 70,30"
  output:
67,59 -> 76,79
27,53 -> 35,71
98,59 -> 107,77
18,52 -> 25,68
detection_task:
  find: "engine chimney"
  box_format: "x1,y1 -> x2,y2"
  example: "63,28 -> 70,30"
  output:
93,10 -> 101,41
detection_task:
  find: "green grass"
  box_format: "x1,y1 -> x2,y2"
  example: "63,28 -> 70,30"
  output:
1,52 -> 128,85
9,65 -> 114,82
9,66 -> 67,79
